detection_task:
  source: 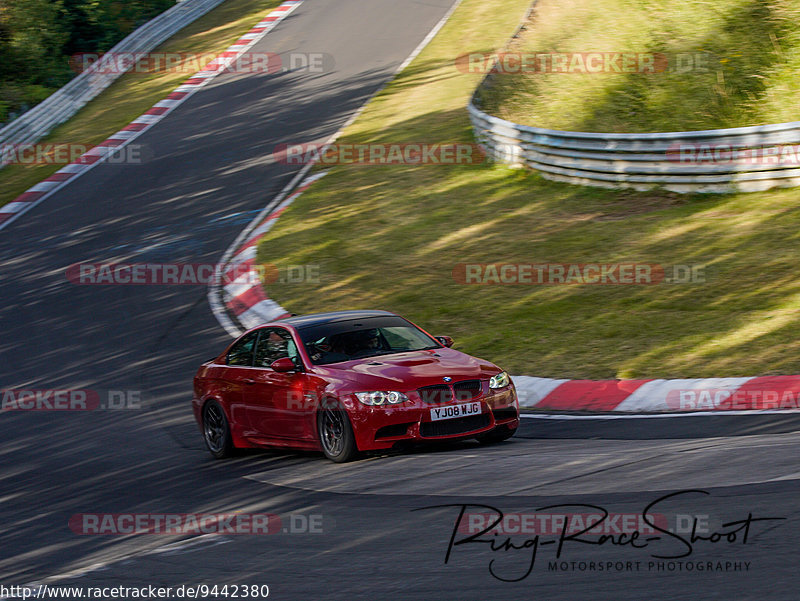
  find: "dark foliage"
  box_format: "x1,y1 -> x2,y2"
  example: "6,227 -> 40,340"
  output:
0,0 -> 174,123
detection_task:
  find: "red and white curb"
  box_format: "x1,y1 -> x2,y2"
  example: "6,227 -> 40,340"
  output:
0,0 -> 304,231
219,171 -> 327,329
514,374 -> 800,413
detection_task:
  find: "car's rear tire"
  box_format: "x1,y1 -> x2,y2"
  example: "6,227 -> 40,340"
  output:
476,424 -> 517,445
202,400 -> 234,459
317,403 -> 358,463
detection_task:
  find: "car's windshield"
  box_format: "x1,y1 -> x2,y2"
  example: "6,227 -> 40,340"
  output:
297,316 -> 440,365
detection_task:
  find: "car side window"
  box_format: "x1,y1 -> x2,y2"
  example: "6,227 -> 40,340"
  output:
226,331 -> 258,366
253,328 -> 300,368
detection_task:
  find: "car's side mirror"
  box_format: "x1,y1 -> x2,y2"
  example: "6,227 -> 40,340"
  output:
270,357 -> 296,372
435,336 -> 454,348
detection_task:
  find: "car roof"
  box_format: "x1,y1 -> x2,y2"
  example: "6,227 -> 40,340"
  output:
273,310 -> 399,329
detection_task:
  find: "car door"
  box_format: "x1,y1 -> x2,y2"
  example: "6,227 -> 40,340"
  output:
243,327 -> 308,440
215,330 -> 260,430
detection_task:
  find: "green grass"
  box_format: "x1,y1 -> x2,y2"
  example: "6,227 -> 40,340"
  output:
479,0 -> 800,132
0,0 -> 282,208
256,0 -> 800,379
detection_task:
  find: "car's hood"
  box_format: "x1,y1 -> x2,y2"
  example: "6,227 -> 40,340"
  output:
311,348 -> 501,391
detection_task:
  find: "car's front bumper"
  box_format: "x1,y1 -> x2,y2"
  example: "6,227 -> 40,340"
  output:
346,385 -> 519,451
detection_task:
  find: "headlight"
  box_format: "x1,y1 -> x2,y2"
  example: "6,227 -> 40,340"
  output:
354,391 -> 409,406
489,371 -> 510,389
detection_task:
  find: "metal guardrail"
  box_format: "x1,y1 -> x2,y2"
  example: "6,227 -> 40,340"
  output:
467,6 -> 800,195
468,103 -> 800,193
0,0 -> 227,167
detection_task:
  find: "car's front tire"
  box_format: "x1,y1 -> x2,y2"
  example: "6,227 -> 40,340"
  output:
202,400 -> 234,459
317,403 -> 358,463
476,424 -> 517,445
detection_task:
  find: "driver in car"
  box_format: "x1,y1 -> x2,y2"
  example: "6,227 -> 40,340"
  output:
363,328 -> 382,350
355,328 -> 384,355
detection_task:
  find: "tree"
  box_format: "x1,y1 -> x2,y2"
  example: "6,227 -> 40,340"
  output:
0,0 -> 175,123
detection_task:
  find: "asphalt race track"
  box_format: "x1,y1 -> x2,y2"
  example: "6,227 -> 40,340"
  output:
1,1 -> 799,599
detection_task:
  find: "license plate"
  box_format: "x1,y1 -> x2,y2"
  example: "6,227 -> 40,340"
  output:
430,402 -> 481,421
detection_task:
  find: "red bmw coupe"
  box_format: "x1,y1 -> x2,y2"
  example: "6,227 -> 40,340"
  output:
193,310 -> 519,462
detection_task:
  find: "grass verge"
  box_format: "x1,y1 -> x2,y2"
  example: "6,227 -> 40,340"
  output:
257,0 -> 800,379
0,0 -> 282,208
479,0 -> 800,133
